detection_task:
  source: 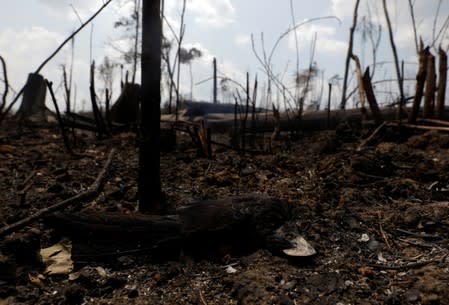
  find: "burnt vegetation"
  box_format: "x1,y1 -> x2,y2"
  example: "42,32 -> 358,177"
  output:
1,0 -> 449,304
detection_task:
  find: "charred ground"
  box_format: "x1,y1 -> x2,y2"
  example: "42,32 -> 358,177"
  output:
1,121 -> 449,304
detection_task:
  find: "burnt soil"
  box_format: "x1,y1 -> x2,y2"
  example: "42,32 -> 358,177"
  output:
1,121 -> 449,305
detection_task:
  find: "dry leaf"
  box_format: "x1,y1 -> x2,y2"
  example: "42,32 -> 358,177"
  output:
40,240 -> 73,275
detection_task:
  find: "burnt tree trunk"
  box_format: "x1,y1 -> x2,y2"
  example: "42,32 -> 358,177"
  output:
89,61 -> 108,138
139,0 -> 163,213
362,67 -> 384,125
423,52 -> 436,118
213,57 -> 217,104
340,0 -> 361,110
436,48 -> 447,119
409,46 -> 429,123
110,83 -> 141,124
16,73 -> 48,122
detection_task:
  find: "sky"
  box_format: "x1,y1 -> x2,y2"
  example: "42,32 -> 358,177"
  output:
0,0 -> 448,112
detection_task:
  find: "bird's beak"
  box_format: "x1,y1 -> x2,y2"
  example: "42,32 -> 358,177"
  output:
283,235 -> 316,257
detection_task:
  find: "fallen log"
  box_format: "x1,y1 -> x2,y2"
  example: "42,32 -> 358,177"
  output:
165,105 -> 449,134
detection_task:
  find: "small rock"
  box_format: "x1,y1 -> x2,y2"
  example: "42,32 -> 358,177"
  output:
367,239 -> 381,251
358,233 -> 370,242
226,266 -> 237,274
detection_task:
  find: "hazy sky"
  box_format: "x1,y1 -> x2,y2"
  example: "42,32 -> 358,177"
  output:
0,0 -> 448,111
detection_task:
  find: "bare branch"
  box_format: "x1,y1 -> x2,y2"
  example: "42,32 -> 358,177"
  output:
382,0 -> 406,110
70,4 -> 83,25
407,0 -> 419,54
0,55 -> 9,114
289,0 -> 300,99
175,0 -> 187,121
267,16 -> 340,66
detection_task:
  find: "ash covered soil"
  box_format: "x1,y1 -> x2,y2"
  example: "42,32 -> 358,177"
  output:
2,121 -> 449,305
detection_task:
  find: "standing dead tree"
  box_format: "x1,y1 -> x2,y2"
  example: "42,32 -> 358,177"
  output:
139,0 -> 163,213
409,45 -> 430,124
423,53 -> 436,118
89,61 -> 108,138
0,55 -> 8,115
175,0 -> 187,121
61,37 -> 75,113
132,0 -> 141,84
340,0 -> 360,110
382,0 -> 405,117
436,47 -> 447,119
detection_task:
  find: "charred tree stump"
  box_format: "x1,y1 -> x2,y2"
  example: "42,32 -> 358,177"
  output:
271,105 -> 280,141
350,54 -> 366,111
89,61 -> 108,138
436,48 -> 447,119
362,67 -> 384,125
46,80 -> 72,154
110,83 -> 141,124
423,52 -> 436,119
16,73 -> 49,122
327,84 -> 332,129
198,120 -> 212,158
409,46 -> 430,123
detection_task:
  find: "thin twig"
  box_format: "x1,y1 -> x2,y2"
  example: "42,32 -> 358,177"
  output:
382,0 -> 405,113
431,0 -> 443,48
368,255 -> 446,270
175,0 -> 187,121
70,4 -> 84,25
357,121 -> 386,151
198,291 -> 208,305
340,0 -> 361,110
387,121 -> 449,132
407,0 -> 419,54
378,211 -> 391,250
46,80 -> 72,154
